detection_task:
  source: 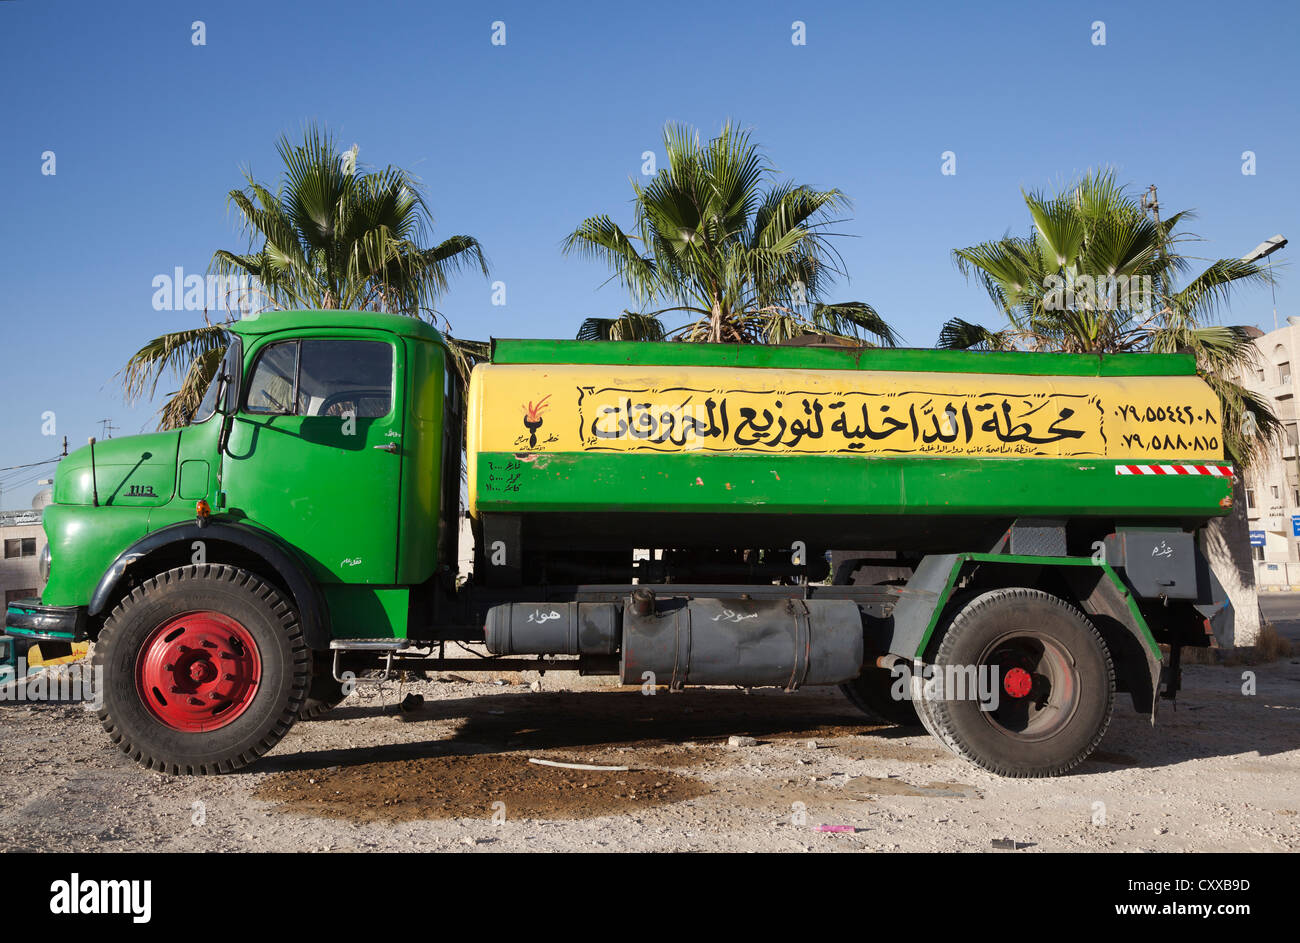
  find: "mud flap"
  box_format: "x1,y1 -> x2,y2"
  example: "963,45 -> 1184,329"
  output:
1061,566 -> 1163,723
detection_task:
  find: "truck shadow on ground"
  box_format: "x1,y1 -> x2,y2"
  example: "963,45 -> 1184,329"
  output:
252,680 -> 1300,778
244,682 -> 1300,823
254,688 -> 920,775
249,688 -> 945,822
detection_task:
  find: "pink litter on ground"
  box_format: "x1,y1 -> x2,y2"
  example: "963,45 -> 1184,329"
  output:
816,825 -> 857,833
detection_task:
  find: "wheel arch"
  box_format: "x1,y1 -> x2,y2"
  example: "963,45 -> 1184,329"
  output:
88,521 -> 331,649
889,553 -> 1162,719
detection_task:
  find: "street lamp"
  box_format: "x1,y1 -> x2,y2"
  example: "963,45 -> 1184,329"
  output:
1243,234 -> 1287,330
1244,234 -> 1287,263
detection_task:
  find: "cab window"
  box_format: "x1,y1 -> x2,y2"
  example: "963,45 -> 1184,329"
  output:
244,339 -> 393,418
244,342 -> 298,415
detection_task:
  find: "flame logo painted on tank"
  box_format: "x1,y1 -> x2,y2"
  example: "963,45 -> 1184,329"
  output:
521,395 -> 551,449
575,386 -> 1108,456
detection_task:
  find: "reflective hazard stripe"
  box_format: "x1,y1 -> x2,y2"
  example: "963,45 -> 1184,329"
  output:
1115,464 -> 1234,477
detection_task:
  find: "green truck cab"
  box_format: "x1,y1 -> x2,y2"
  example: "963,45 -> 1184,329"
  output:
6,309 -> 1233,778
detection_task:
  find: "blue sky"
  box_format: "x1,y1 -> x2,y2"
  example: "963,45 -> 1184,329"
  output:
1,0 -> 1296,506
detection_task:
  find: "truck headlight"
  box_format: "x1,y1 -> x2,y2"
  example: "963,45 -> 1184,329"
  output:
39,543 -> 51,583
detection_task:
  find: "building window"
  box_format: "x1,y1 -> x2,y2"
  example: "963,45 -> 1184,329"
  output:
1258,367 -> 1267,381
1271,485 -> 1280,500
1253,546 -> 1265,561
1247,488 -> 1256,508
4,588 -> 37,606
1280,362 -> 1292,384
3,538 -> 36,559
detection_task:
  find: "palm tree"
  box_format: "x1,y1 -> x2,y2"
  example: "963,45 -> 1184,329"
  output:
564,121 -> 897,347
941,170 -> 1280,647
123,124 -> 489,427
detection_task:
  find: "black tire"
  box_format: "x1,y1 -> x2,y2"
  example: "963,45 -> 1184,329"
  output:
298,651 -> 347,720
839,666 -> 921,726
93,564 -> 309,774
908,661 -> 951,748
917,587 -> 1114,778
835,560 -> 921,727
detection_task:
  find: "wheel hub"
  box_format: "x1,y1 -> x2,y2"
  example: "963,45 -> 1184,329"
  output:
136,611 -> 261,732
1003,666 -> 1033,698
979,632 -> 1080,742
188,660 -> 216,683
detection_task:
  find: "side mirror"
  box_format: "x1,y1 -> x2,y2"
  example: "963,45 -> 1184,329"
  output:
217,412 -> 233,457
214,372 -> 234,455
214,371 -> 232,414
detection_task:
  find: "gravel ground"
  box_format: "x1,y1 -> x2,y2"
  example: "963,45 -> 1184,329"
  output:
0,626 -> 1297,853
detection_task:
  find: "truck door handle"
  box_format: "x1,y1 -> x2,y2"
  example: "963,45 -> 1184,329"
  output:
373,443 -> 399,453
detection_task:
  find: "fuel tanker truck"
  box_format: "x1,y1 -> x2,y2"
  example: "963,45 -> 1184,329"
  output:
5,310 -> 1234,778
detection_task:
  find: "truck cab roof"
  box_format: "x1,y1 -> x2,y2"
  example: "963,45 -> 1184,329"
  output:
228,309 -> 447,345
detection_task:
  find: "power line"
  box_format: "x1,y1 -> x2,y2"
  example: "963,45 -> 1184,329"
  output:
1,471 -> 52,495
0,456 -> 62,474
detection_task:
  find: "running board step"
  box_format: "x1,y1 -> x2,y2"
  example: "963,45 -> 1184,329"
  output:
329,638 -> 412,683
329,638 -> 412,651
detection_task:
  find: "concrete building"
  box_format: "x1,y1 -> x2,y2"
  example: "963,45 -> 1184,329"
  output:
1238,318 -> 1300,589
0,506 -> 46,606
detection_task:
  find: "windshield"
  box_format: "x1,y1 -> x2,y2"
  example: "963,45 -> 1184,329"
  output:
190,337 -> 241,425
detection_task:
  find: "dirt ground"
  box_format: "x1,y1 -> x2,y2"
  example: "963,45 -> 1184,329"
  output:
1,619 -> 1297,854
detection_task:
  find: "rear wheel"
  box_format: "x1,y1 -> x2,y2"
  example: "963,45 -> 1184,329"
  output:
917,588 -> 1114,778
94,565 -> 309,774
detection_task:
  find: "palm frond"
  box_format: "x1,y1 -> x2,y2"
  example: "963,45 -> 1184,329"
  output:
576,313 -> 667,341
812,302 -> 900,347
1170,257 -> 1274,326
120,324 -> 231,407
562,215 -> 659,303
937,318 -> 1010,351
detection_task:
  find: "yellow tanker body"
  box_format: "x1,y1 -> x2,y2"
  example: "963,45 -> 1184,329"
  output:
467,340 -> 1231,526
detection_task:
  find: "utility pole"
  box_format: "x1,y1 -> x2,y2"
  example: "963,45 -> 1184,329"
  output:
1140,184 -> 1166,313
1140,184 -> 1160,227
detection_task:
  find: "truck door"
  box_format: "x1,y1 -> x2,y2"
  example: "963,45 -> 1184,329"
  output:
221,332 -> 404,584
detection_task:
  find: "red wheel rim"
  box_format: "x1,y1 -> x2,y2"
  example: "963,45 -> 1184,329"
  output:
135,611 -> 261,731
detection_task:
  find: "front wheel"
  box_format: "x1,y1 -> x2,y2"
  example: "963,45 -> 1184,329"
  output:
94,565 -> 309,774
298,651 -> 347,720
917,588 -> 1114,778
